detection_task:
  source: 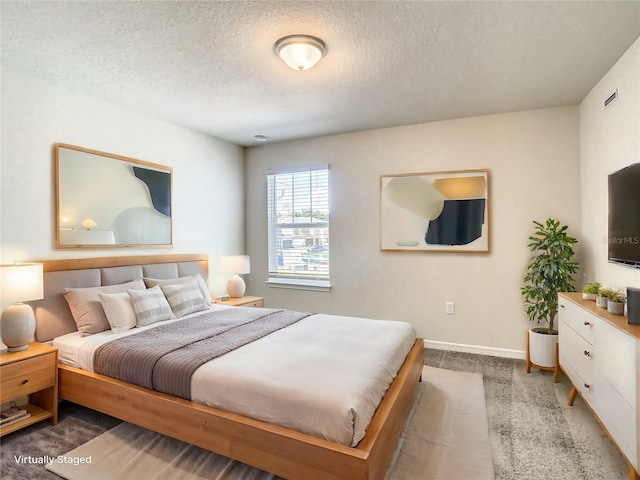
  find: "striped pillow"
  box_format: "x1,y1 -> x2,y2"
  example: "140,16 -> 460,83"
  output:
160,279 -> 207,318
127,285 -> 175,326
143,275 -> 212,305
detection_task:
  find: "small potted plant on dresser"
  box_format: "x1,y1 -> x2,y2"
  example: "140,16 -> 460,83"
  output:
596,287 -> 617,309
582,282 -> 600,301
606,291 -> 626,315
521,219 -> 579,373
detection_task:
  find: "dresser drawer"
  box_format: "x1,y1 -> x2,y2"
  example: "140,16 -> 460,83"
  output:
558,298 -> 595,345
1,366 -> 56,403
560,319 -> 595,378
595,319 -> 636,408
559,319 -> 596,402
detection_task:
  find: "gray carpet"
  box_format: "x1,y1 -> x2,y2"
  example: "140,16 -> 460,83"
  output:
0,350 -> 629,480
425,349 -> 628,480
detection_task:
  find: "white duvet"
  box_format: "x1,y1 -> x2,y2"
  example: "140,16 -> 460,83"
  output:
54,305 -> 417,446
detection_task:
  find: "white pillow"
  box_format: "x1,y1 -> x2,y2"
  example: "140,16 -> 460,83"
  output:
98,292 -> 137,333
63,279 -> 146,336
127,285 -> 175,326
160,279 -> 208,318
143,275 -> 212,305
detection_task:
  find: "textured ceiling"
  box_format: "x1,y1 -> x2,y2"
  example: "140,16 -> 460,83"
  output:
2,1 -> 639,146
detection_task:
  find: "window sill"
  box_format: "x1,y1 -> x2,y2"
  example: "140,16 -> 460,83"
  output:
266,278 -> 332,292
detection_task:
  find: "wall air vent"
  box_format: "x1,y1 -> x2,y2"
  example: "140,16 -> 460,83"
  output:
604,89 -> 618,108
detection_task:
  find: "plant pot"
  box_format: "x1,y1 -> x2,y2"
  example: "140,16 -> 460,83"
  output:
607,301 -> 625,315
582,293 -> 597,301
595,295 -> 608,308
528,327 -> 558,368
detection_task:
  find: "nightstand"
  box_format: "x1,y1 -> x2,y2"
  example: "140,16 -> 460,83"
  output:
215,296 -> 263,308
0,342 -> 58,436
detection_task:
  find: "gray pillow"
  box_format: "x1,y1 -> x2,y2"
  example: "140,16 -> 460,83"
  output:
63,279 -> 146,336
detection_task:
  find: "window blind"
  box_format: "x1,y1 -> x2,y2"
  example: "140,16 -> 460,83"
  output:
267,166 -> 330,284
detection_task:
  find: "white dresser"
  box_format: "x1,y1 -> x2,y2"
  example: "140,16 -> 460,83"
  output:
558,292 -> 640,480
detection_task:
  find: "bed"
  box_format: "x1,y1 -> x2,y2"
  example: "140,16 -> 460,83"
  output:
31,254 -> 424,480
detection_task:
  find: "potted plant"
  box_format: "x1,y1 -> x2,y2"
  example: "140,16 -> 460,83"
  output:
522,219 -> 579,369
596,287 -> 617,309
582,282 -> 601,301
606,290 -> 626,315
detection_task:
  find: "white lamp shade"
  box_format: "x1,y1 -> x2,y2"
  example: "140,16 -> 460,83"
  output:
0,263 -> 44,307
221,255 -> 250,275
0,263 -> 43,351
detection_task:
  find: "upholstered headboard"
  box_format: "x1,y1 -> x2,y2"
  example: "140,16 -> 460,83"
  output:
28,254 -> 208,342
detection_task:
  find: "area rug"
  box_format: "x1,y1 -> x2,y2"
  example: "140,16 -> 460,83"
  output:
46,365 -> 494,480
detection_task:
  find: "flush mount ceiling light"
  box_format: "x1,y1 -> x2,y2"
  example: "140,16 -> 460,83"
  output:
273,34 -> 327,71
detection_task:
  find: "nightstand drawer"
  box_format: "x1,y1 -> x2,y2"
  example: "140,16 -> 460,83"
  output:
242,299 -> 263,308
1,353 -> 55,381
1,367 -> 56,403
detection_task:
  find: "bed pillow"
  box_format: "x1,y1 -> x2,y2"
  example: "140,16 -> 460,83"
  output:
98,292 -> 137,334
143,275 -> 211,305
160,279 -> 208,318
63,279 -> 146,336
128,285 -> 175,326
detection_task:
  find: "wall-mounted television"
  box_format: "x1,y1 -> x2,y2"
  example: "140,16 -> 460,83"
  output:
608,163 -> 640,268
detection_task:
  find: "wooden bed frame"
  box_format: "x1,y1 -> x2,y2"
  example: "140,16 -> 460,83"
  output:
42,255 -> 424,480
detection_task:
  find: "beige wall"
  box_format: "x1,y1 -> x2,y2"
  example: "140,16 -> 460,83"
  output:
245,106 -> 581,355
579,37 -> 640,290
0,67 -> 245,298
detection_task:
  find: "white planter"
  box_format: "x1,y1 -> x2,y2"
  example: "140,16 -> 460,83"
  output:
582,293 -> 597,301
596,295 -> 608,308
528,327 -> 558,368
607,301 -> 625,315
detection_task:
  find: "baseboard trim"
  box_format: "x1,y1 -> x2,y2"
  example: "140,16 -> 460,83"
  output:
424,339 -> 526,360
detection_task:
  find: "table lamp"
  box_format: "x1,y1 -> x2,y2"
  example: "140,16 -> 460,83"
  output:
221,255 -> 250,298
1,263 -> 44,351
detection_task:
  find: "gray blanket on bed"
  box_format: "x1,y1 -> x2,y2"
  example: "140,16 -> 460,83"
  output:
93,307 -> 310,399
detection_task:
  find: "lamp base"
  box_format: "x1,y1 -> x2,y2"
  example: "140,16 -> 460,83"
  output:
7,344 -> 29,352
227,274 -> 246,298
1,303 -> 35,352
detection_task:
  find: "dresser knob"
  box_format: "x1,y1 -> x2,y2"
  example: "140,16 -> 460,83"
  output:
584,383 -> 590,389
560,304 -> 565,308
21,379 -> 28,385
583,350 -> 591,357
584,321 -> 591,326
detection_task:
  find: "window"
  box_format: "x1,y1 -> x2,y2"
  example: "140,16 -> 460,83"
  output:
266,166 -> 330,290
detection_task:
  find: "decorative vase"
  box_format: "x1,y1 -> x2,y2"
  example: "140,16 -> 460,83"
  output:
528,327 -> 558,368
607,301 -> 625,315
596,295 -> 608,308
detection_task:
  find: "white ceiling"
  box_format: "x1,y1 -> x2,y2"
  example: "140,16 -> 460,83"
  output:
2,1 -> 639,147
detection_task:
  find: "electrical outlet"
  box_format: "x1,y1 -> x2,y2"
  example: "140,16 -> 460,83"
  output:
446,302 -> 455,315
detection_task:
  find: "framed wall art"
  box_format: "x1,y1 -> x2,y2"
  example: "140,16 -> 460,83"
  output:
380,169 -> 490,253
55,143 -> 173,248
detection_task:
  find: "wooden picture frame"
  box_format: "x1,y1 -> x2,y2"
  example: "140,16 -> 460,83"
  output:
380,169 -> 490,253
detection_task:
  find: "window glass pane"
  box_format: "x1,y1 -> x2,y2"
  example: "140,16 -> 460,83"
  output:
267,167 -> 329,282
